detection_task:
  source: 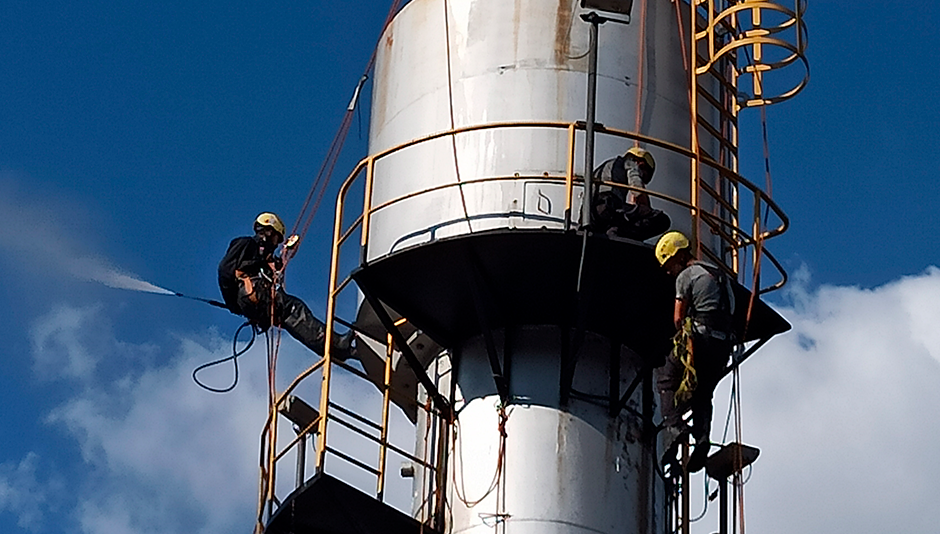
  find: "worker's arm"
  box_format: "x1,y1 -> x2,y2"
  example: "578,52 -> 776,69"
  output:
674,298 -> 688,330
624,158 -> 651,208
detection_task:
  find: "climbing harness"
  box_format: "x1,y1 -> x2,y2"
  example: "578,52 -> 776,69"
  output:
674,317 -> 697,406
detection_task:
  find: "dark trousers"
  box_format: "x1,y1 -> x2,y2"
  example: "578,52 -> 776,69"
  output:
657,334 -> 732,442
593,191 -> 671,241
237,279 -> 328,356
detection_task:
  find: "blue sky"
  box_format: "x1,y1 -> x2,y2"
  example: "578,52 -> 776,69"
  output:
1,2 -> 939,534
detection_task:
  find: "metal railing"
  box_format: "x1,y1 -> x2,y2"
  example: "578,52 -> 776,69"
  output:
332,120 -> 787,290
253,323 -> 450,533
255,117 -> 788,528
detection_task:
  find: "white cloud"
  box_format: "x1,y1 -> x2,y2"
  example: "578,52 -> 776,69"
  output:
23,301 -> 409,534
27,304 -> 276,534
0,453 -> 51,531
30,305 -> 105,382
21,263 -> 940,534
704,266 -> 940,534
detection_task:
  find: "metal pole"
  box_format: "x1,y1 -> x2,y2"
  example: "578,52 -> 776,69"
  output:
577,12 -> 600,293
582,12 -> 600,230
719,477 -> 728,534
681,441 -> 690,534
295,432 -> 306,489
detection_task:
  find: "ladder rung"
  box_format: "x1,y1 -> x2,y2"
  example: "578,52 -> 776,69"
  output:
697,87 -> 738,123
695,55 -> 738,93
696,118 -> 736,153
700,179 -> 738,216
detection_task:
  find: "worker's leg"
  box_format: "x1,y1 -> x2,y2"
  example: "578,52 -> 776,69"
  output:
656,350 -> 689,472
656,352 -> 685,430
686,335 -> 733,472
276,292 -> 355,361
591,190 -> 622,234
620,207 -> 671,241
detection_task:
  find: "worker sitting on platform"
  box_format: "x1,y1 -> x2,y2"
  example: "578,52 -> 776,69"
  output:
654,231 -> 735,473
218,212 -> 355,360
592,147 -> 671,241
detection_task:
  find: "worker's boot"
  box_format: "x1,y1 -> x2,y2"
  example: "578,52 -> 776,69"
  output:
659,424 -> 686,477
332,330 -> 358,362
686,436 -> 711,473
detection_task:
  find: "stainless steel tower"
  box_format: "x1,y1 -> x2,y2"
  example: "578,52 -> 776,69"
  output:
256,1 -> 808,534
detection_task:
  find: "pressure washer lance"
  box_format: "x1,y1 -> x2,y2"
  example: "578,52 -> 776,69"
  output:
171,291 -> 228,309
168,233 -> 301,311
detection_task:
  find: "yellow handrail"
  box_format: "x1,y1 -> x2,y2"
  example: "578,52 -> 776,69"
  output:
334,120 -> 785,287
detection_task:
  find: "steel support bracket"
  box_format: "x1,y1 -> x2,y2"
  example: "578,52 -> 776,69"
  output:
466,249 -> 510,403
358,283 -> 453,421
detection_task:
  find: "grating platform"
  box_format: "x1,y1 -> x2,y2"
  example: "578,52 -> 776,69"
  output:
352,229 -> 789,362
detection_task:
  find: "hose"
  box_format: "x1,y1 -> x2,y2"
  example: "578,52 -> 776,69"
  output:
192,321 -> 257,393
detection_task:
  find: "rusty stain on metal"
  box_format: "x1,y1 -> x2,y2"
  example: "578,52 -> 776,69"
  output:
554,0 -> 572,66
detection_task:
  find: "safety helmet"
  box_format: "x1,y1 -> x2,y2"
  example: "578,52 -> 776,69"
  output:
254,212 -> 286,237
625,146 -> 655,172
654,231 -> 690,266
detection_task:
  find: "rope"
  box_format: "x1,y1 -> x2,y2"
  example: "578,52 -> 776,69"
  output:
452,404 -> 508,508
283,0 -> 407,270
255,5 -> 411,520
674,0 -> 704,259
733,366 -> 746,534
672,0 -> 690,80
633,0 -> 648,139
442,0 -> 474,233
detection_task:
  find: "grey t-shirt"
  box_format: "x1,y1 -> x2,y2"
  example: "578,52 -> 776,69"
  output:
675,261 -> 735,318
594,155 -> 646,202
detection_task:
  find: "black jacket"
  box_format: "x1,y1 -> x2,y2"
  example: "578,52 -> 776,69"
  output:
217,235 -> 280,312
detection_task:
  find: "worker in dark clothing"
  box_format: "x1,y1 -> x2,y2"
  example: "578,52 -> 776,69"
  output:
654,231 -> 735,473
592,147 -> 670,241
218,212 -> 355,360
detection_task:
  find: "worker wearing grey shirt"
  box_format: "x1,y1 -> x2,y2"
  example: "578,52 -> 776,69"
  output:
654,231 -> 735,474
592,147 -> 670,241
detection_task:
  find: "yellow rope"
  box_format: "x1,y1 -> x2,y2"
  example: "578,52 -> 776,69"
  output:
674,318 -> 697,406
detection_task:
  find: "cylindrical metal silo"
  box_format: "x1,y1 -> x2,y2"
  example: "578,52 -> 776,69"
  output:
367,0 -> 713,261
365,1 -> 710,533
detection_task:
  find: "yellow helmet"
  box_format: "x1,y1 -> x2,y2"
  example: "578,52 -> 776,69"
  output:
625,146 -> 655,172
255,212 -> 286,237
655,231 -> 690,266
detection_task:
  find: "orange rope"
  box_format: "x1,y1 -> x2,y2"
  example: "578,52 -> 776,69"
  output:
452,406 -> 508,508
283,0 -> 406,270
673,0 -> 690,76
633,0 -> 648,140
258,1 -> 407,520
